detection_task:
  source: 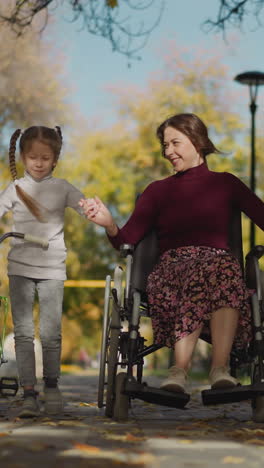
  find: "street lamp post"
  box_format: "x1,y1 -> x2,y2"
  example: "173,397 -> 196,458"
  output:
234,70 -> 264,250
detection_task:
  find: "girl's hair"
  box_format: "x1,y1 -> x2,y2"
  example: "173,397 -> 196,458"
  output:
9,126 -> 63,222
156,113 -> 220,158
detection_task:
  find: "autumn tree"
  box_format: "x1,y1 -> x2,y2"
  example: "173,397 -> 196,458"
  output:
0,0 -> 164,60
0,27 -> 70,153
0,20 -> 71,197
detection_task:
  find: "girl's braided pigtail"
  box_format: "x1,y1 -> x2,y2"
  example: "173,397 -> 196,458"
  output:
54,126 -> 63,156
9,129 -> 46,222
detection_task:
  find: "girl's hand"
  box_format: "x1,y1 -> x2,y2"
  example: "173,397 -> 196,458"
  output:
79,196 -> 118,236
79,197 -> 99,218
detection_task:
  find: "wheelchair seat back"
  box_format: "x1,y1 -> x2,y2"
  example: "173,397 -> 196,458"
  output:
130,229 -> 159,295
130,208 -> 244,296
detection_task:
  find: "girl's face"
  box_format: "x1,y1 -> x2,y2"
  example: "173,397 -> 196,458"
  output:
21,140 -> 57,180
163,126 -> 203,172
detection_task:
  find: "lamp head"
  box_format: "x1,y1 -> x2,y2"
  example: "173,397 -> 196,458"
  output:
234,71 -> 264,86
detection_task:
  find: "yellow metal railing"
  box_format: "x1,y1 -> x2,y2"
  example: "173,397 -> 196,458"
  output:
64,280 -> 106,288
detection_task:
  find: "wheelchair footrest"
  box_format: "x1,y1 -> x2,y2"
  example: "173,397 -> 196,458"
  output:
202,383 -> 264,406
124,378 -> 190,408
0,377 -> 19,397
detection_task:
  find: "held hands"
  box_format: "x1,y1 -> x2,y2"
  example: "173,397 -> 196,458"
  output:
79,196 -> 118,236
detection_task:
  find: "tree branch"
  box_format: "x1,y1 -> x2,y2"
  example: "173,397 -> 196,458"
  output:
203,0 -> 264,32
0,0 -> 164,59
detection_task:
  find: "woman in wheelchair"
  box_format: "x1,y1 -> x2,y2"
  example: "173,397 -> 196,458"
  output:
80,113 -> 264,395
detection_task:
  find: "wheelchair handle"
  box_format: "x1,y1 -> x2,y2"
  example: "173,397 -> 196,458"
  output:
120,244 -> 134,257
246,245 -> 264,260
0,232 -> 49,249
24,234 -> 49,249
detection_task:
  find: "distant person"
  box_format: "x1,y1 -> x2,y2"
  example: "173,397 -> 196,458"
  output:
0,126 -> 87,417
80,113 -> 264,393
78,347 -> 91,369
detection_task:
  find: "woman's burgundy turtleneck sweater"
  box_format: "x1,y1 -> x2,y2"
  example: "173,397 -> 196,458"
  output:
108,163 -> 264,254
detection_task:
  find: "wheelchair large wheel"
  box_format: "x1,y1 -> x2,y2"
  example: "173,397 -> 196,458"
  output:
98,275 -> 111,408
113,372 -> 129,421
105,267 -> 124,417
251,361 -> 264,422
250,291 -> 264,422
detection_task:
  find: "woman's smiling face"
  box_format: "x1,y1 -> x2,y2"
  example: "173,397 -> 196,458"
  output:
163,126 -> 203,172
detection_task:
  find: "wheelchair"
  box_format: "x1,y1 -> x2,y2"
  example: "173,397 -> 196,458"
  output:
97,209 -> 264,422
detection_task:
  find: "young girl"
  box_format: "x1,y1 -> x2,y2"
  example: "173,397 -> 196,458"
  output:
0,126 -> 86,417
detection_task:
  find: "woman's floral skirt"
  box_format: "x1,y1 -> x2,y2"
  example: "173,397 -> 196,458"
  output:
146,246 -> 252,350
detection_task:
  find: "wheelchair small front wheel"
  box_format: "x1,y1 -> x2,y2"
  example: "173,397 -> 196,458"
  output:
252,396 -> 264,423
113,372 -> 129,422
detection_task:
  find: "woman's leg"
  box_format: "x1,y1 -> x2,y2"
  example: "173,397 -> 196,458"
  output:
160,326 -> 203,392
37,279 -> 64,384
9,276 -> 36,389
174,326 -> 203,370
210,307 -> 239,370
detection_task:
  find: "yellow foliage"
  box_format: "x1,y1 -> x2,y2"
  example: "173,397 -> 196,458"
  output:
82,302 -> 101,320
61,315 -> 83,360
1,40 -> 263,358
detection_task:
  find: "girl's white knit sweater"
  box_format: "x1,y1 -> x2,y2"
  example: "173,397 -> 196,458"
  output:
0,172 -> 85,280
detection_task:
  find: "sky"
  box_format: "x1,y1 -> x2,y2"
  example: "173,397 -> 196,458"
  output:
53,0 -> 264,128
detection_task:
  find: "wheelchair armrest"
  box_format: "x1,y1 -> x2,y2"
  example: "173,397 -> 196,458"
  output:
246,245 -> 264,260
245,245 -> 264,294
120,244 -> 134,257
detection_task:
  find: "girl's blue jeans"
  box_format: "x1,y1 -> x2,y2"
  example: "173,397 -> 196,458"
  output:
9,275 -> 64,387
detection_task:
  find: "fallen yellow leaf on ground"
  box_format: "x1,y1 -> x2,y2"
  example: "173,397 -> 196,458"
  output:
125,433 -> 144,442
73,442 -> 101,453
60,446 -> 155,465
79,402 -> 97,407
226,428 -> 264,442
179,439 -> 193,444
245,438 -> 264,446
221,456 -> 245,464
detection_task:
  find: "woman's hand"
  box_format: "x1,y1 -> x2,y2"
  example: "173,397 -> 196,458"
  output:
79,196 -> 118,236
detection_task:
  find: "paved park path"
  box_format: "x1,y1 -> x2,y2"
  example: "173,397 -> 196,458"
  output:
1,372 -> 264,467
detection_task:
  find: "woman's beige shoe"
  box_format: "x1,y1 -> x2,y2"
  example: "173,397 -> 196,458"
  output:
209,366 -> 239,389
160,366 -> 188,393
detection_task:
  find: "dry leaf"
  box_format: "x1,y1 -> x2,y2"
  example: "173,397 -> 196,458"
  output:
79,402 -> 97,407
0,433 -> 9,437
60,446 -> 155,465
221,456 -> 245,464
245,438 -> 264,446
226,428 -> 264,441
106,0 -> 118,8
125,433 -> 144,442
58,420 -> 87,427
28,442 -> 55,452
42,421 -> 58,426
73,443 -> 101,453
104,433 -> 127,442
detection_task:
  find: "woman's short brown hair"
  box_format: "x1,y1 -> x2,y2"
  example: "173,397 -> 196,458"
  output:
156,113 -> 220,158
